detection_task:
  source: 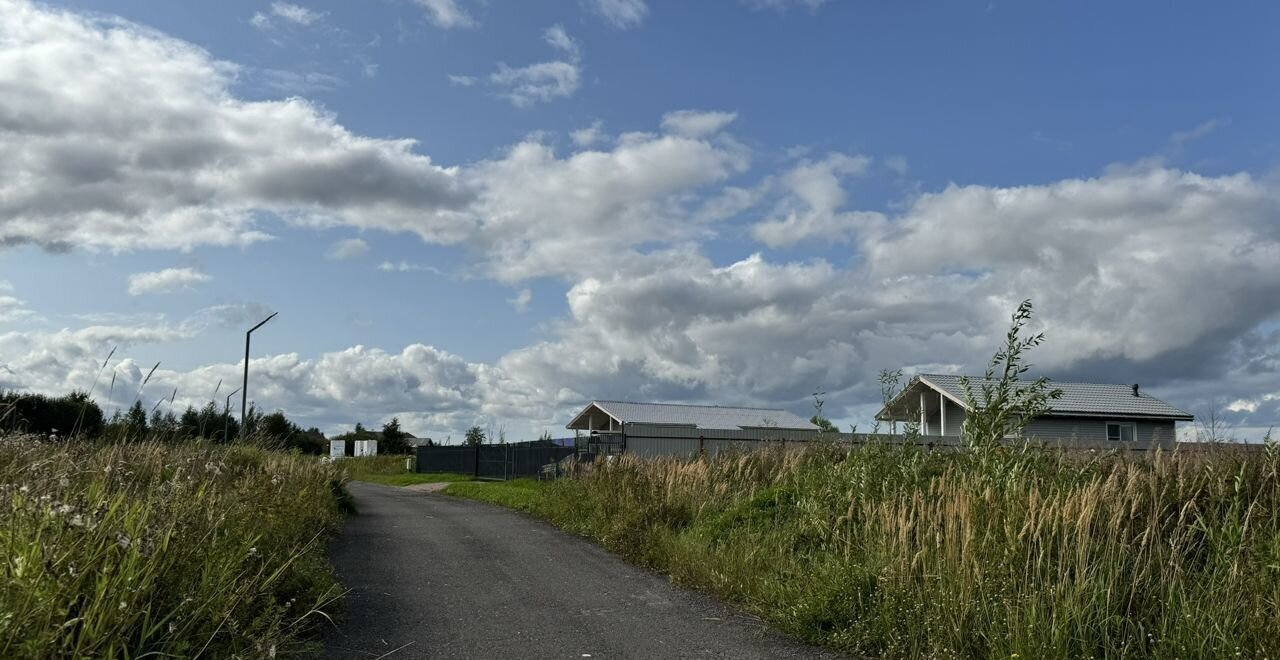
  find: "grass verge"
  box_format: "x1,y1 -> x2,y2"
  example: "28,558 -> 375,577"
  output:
443,478 -> 543,510
339,456 -> 473,486
0,436 -> 347,659
353,472 -> 474,487
444,443 -> 1280,659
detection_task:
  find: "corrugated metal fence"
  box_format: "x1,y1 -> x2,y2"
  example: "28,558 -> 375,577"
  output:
621,423 -> 968,458
416,444 -> 575,480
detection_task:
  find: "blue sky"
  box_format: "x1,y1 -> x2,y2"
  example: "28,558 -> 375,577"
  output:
2,0 -> 1279,441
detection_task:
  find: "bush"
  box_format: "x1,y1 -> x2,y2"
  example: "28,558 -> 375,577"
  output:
0,437 -> 347,658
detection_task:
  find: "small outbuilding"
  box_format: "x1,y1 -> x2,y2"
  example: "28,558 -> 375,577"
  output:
875,374 -> 1193,448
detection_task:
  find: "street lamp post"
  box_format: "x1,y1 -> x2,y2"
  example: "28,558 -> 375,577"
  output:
240,312 -> 278,437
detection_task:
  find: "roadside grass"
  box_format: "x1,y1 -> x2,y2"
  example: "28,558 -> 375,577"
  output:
354,472 -> 474,487
0,436 -> 347,659
443,478 -> 544,510
339,455 -> 473,486
445,443 -> 1280,659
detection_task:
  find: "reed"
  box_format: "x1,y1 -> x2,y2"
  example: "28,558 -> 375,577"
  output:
0,435 -> 347,659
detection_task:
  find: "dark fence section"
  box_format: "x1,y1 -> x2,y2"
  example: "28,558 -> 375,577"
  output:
416,445 -> 475,474
416,443 -> 576,480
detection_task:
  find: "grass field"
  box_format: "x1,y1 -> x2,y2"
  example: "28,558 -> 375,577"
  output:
0,436 -> 347,659
445,443 -> 1280,659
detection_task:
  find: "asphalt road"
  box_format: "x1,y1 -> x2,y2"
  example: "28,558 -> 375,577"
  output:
322,481 -> 842,660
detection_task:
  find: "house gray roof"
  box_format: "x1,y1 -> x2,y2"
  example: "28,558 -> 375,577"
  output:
911,374 -> 1194,420
578,400 -> 817,431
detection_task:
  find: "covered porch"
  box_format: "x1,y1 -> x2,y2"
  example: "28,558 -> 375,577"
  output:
875,378 -> 967,437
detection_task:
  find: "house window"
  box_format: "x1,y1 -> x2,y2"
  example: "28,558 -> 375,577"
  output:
1107,422 -> 1135,442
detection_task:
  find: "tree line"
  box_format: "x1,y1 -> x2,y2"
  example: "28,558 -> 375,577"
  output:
1,390 -> 327,454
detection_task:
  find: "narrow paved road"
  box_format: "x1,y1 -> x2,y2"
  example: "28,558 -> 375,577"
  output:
323,482 -> 842,660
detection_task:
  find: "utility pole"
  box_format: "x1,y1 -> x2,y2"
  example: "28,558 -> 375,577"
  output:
241,312 -> 278,437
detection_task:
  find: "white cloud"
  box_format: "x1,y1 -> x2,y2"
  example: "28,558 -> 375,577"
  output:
447,74 -> 478,87
489,61 -> 581,107
413,0 -> 476,29
270,2 -> 322,25
570,121 -> 606,147
0,294 -> 36,323
742,0 -> 830,11
885,155 -> 909,175
478,26 -> 584,108
1228,399 -> 1259,413
587,0 -> 648,29
250,2 -> 325,31
0,0 -> 470,252
463,129 -> 750,280
543,24 -> 581,59
751,152 -> 877,247
127,268 -> 211,296
661,110 -> 738,138
258,69 -> 344,95
509,288 -> 532,312
1170,117 -> 1230,147
326,237 -> 369,259
378,260 -> 442,275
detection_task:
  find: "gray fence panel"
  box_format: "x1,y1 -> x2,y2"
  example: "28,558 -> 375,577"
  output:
416,446 -> 475,474
625,436 -> 699,459
417,444 -> 573,479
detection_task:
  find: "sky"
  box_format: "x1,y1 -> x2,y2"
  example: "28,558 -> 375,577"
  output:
2,0 -> 1279,442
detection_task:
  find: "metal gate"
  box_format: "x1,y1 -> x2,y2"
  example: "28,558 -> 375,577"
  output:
416,444 -> 575,480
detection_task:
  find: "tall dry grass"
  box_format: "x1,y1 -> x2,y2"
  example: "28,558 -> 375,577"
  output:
511,442 -> 1280,658
0,436 -> 347,659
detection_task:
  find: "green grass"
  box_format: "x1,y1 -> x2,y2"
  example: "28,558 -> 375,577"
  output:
354,471 -> 474,486
338,455 -> 474,486
444,443 -> 1280,659
443,478 -> 545,510
0,436 -> 347,659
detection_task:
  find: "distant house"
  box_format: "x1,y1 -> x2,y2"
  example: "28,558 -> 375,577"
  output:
875,374 -> 1193,448
567,400 -> 818,457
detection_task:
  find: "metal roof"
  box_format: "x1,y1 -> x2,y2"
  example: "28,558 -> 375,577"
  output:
572,400 -> 817,431
890,374 -> 1193,421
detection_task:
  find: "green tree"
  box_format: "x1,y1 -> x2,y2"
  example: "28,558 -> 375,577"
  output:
464,426 -> 486,446
380,417 -> 411,454
810,390 -> 837,434
810,415 -> 837,433
959,299 -> 1064,449
123,401 -> 148,440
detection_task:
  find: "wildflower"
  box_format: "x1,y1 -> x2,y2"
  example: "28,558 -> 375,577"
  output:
58,476 -> 69,488
18,485 -> 28,493
248,547 -> 259,557
116,533 -> 132,550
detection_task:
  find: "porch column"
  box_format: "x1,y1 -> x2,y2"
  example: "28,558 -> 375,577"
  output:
940,392 -> 947,436
920,391 -> 927,435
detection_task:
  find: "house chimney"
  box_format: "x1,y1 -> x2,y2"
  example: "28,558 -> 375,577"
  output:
1132,383 -> 1140,397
